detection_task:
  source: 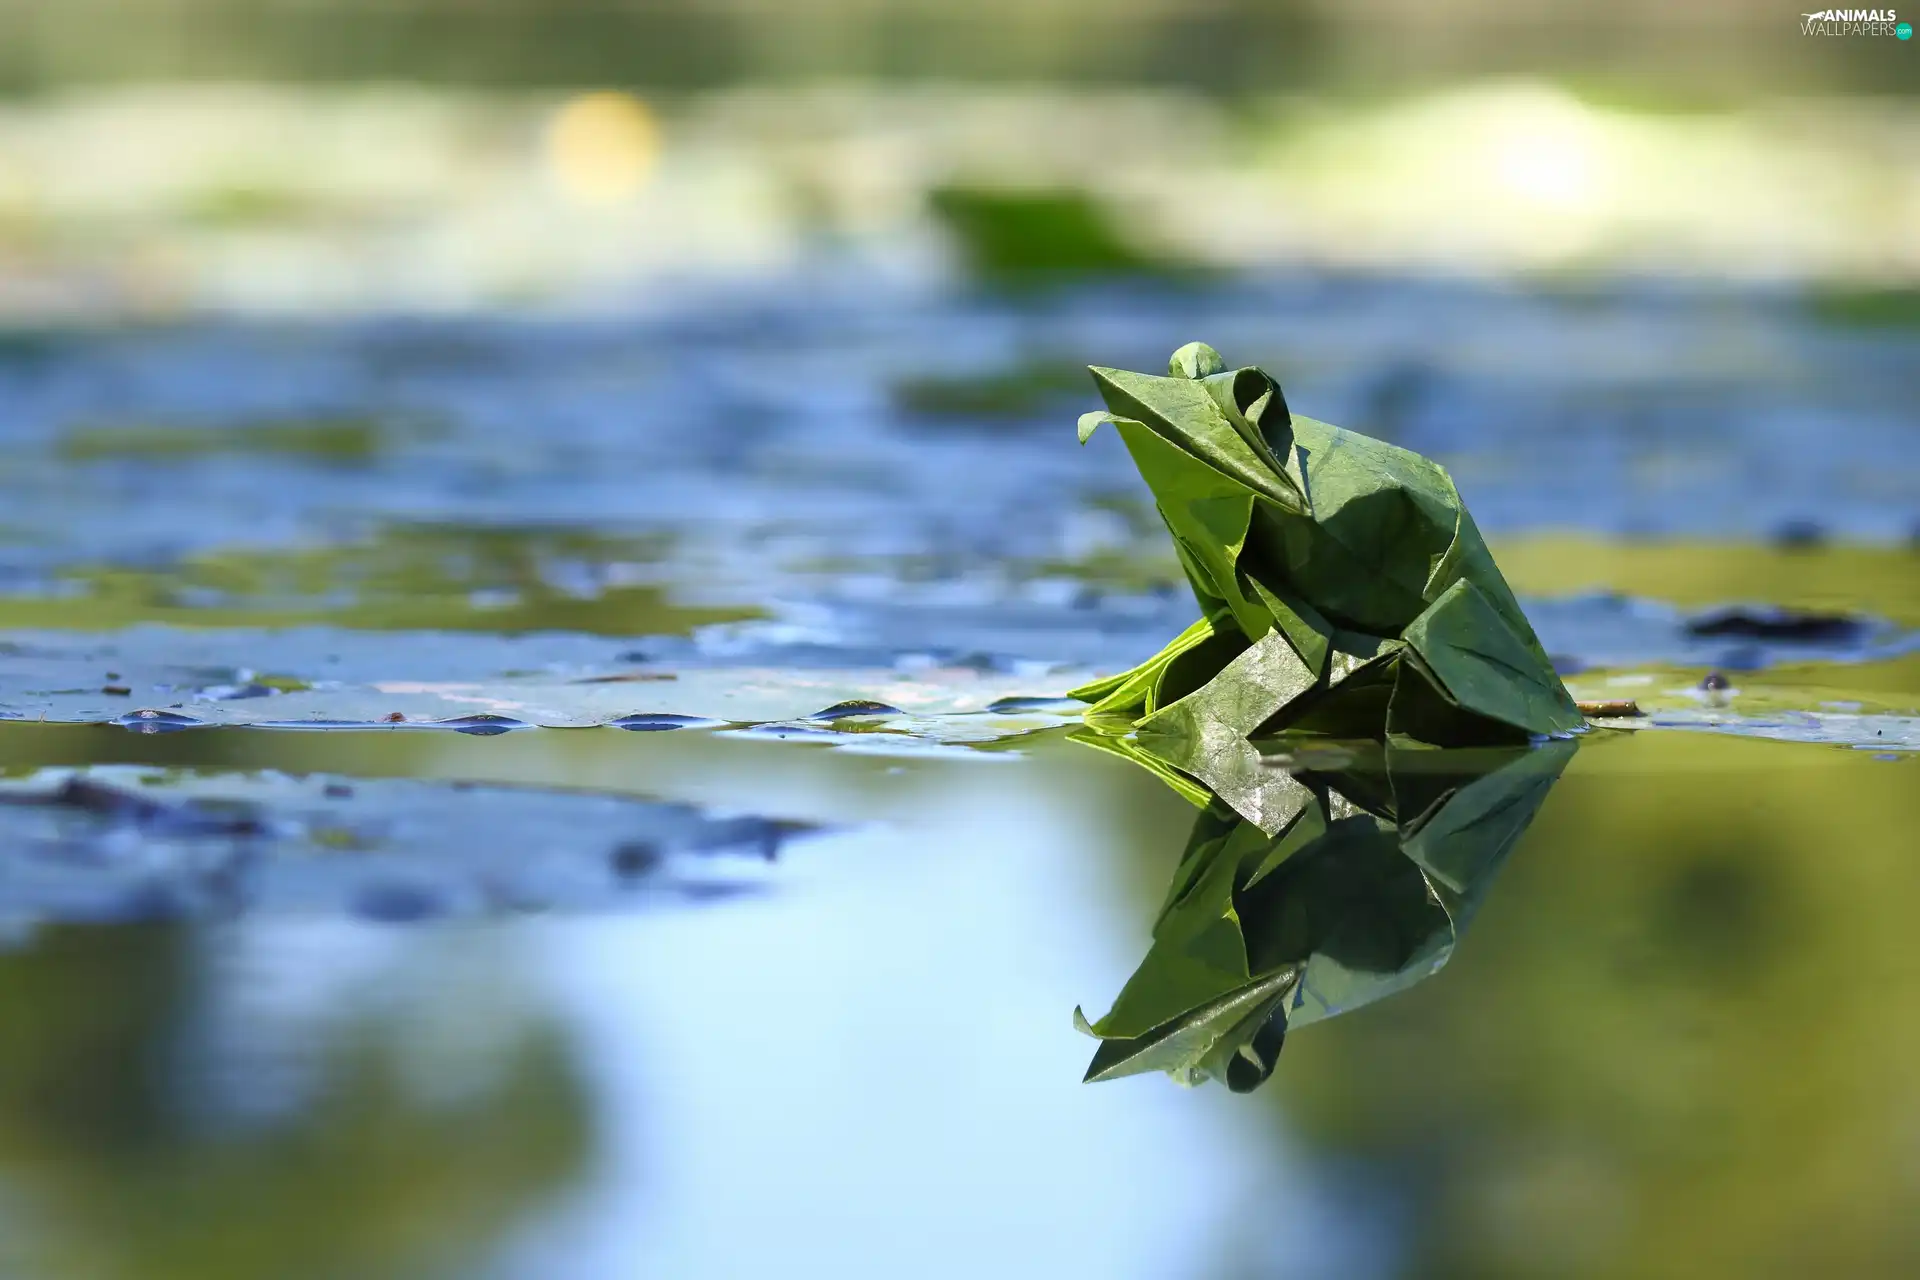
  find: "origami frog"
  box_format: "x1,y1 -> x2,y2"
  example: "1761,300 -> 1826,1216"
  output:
1072,342 -> 1585,747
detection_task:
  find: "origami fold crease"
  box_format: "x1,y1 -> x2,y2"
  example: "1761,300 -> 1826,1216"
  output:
1073,342 -> 1585,745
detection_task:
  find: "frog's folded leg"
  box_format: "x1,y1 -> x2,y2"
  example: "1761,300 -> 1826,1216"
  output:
1067,613 -> 1249,720
1392,578 -> 1587,740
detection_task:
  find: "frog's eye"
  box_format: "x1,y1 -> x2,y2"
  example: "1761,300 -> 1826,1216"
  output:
1169,341 -> 1224,380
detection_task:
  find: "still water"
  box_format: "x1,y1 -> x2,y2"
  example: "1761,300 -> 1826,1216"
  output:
0,273 -> 1915,1278
0,727 -> 1914,1278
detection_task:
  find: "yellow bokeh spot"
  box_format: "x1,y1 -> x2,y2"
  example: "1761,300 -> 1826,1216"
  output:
545,91 -> 659,207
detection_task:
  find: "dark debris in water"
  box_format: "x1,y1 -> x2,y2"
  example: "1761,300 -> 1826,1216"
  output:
1684,606 -> 1867,645
0,775 -> 268,838
1525,594 -> 1916,674
352,882 -> 444,924
983,695 -> 1083,713
809,700 -> 905,721
1769,520 -> 1829,550
0,766 -> 829,931
612,713 -> 728,731
725,724 -> 848,743
432,713 -> 530,735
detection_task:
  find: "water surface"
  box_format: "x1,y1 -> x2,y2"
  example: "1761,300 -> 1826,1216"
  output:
0,275 -> 1914,1277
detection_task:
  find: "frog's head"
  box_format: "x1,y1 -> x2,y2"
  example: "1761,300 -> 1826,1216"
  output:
1079,342 -> 1304,516
1168,340 -> 1291,446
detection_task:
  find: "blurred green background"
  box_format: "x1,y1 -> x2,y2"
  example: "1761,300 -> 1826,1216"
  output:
0,0 -> 1912,318
0,0 -> 1910,97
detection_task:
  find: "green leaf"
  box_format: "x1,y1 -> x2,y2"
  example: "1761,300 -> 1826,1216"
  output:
1076,410 -> 1135,444
1135,630 -> 1322,833
1199,367 -> 1293,478
1386,650 -> 1534,747
1067,615 -> 1226,719
1103,416 -> 1273,643
1243,416 -> 1457,634
1402,579 -> 1586,736
1071,343 -> 1581,747
1241,574 -> 1329,679
1088,365 -> 1307,515
1139,629 -> 1318,739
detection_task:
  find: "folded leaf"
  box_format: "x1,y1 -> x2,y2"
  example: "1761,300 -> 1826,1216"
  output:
1088,365 -> 1307,515
1403,578 -> 1586,736
1071,343 -> 1581,747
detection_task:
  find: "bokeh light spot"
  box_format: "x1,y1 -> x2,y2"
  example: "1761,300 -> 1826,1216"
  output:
1486,97 -> 1604,211
545,91 -> 660,207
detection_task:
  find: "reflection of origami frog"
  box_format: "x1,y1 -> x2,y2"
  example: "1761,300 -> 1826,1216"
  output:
1074,735 -> 1575,1091
1073,342 -> 1584,746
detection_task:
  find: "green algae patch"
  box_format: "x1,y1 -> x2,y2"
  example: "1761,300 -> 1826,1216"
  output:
57,416 -> 398,465
928,185 -> 1192,285
893,356 -> 1095,422
0,524 -> 761,636
1807,285 -> 1920,329
1491,536 -> 1920,628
